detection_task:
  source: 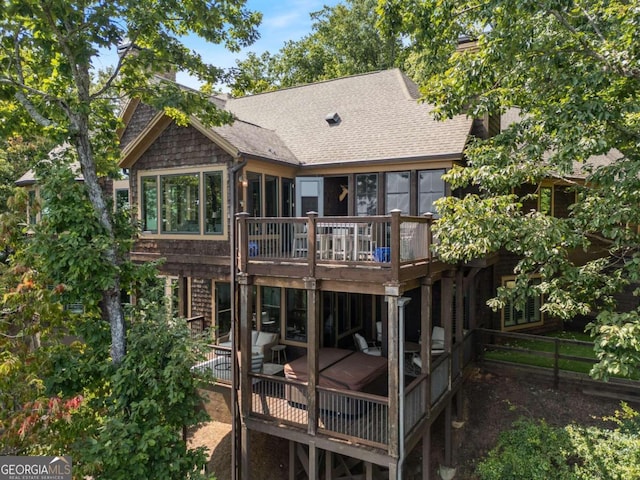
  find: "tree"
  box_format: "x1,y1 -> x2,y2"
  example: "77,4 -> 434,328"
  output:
0,162 -> 212,477
378,0 -> 640,378
0,135 -> 53,212
0,0 -> 261,364
230,0 -> 405,95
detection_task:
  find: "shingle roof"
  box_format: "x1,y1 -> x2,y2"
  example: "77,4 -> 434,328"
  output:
214,119 -> 297,164
219,69 -> 473,166
15,145 -> 83,185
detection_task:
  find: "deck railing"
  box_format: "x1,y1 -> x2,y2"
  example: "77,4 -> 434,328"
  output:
237,211 -> 434,277
404,374 -> 427,435
317,387 -> 389,449
243,334 -> 477,451
186,315 -> 206,339
249,373 -> 309,427
191,344 -> 233,385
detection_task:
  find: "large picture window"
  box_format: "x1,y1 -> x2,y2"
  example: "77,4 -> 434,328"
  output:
161,174 -> 200,233
386,171 -> 410,214
502,277 -> 543,330
140,169 -> 225,236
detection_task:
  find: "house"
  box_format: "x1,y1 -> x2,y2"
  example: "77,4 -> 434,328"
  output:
115,69 -> 519,479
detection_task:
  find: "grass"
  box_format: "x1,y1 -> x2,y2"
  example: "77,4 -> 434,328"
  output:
483,330 -> 597,375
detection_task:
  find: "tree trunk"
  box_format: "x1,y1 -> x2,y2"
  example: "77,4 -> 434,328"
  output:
72,113 -> 126,364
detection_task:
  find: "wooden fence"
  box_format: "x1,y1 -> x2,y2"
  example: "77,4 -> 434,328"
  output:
477,328 -> 640,397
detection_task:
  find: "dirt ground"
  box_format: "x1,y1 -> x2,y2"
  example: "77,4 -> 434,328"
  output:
188,367 -> 635,480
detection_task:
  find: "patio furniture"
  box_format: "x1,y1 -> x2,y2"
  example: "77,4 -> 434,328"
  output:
271,344 -> 287,364
284,348 -> 387,414
354,332 -> 382,356
218,329 -> 279,357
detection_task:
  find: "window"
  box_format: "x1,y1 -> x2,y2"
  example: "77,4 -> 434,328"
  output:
502,277 -> 543,330
265,175 -> 279,217
247,172 -> 262,217
356,174 -> 378,216
115,188 -> 129,210
260,286 -> 281,334
215,282 -> 232,339
161,174 -> 200,233
286,288 -> 307,342
539,186 -> 552,215
168,276 -> 182,319
140,169 -> 225,236
386,171 -> 410,214
205,172 -> 223,234
520,183 -> 575,218
282,178 -> 294,217
142,176 -> 158,232
418,169 -> 445,216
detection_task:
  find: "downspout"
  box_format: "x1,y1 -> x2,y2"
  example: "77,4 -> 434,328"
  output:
229,156 -> 247,480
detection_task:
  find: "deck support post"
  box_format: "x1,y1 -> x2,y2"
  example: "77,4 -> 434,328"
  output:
306,278 -> 320,436
422,426 -> 431,480
385,290 -> 400,464
289,441 -> 296,480
365,461 -> 373,480
441,271 -> 454,391
238,274 -> 253,480
325,451 -> 332,480
421,278 -> 432,374
445,400 -> 452,466
309,441 -> 318,480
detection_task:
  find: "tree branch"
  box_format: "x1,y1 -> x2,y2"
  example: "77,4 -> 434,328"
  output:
91,31 -> 142,99
550,9 -> 640,80
13,91 -> 56,128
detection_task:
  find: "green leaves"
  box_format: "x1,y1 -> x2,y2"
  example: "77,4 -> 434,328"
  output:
384,0 -> 640,378
230,0 -> 406,95
477,411 -> 640,480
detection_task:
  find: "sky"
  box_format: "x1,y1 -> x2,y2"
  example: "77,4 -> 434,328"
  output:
93,0 -> 341,90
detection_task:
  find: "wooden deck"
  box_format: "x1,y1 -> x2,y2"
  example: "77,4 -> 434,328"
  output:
243,342 -> 470,453
237,211 -> 445,290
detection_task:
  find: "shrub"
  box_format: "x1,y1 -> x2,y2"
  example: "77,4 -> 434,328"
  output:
477,406 -> 640,480
476,418 -> 576,480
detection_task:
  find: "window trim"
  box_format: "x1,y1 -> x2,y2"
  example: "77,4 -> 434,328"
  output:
138,166 -> 228,240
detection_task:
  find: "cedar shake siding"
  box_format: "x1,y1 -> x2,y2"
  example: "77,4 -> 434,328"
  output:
120,103 -> 158,150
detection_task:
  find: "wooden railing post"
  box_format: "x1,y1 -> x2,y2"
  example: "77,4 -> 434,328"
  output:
307,212 -> 318,277
237,212 -> 249,273
390,210 -> 401,283
423,212 -> 434,262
